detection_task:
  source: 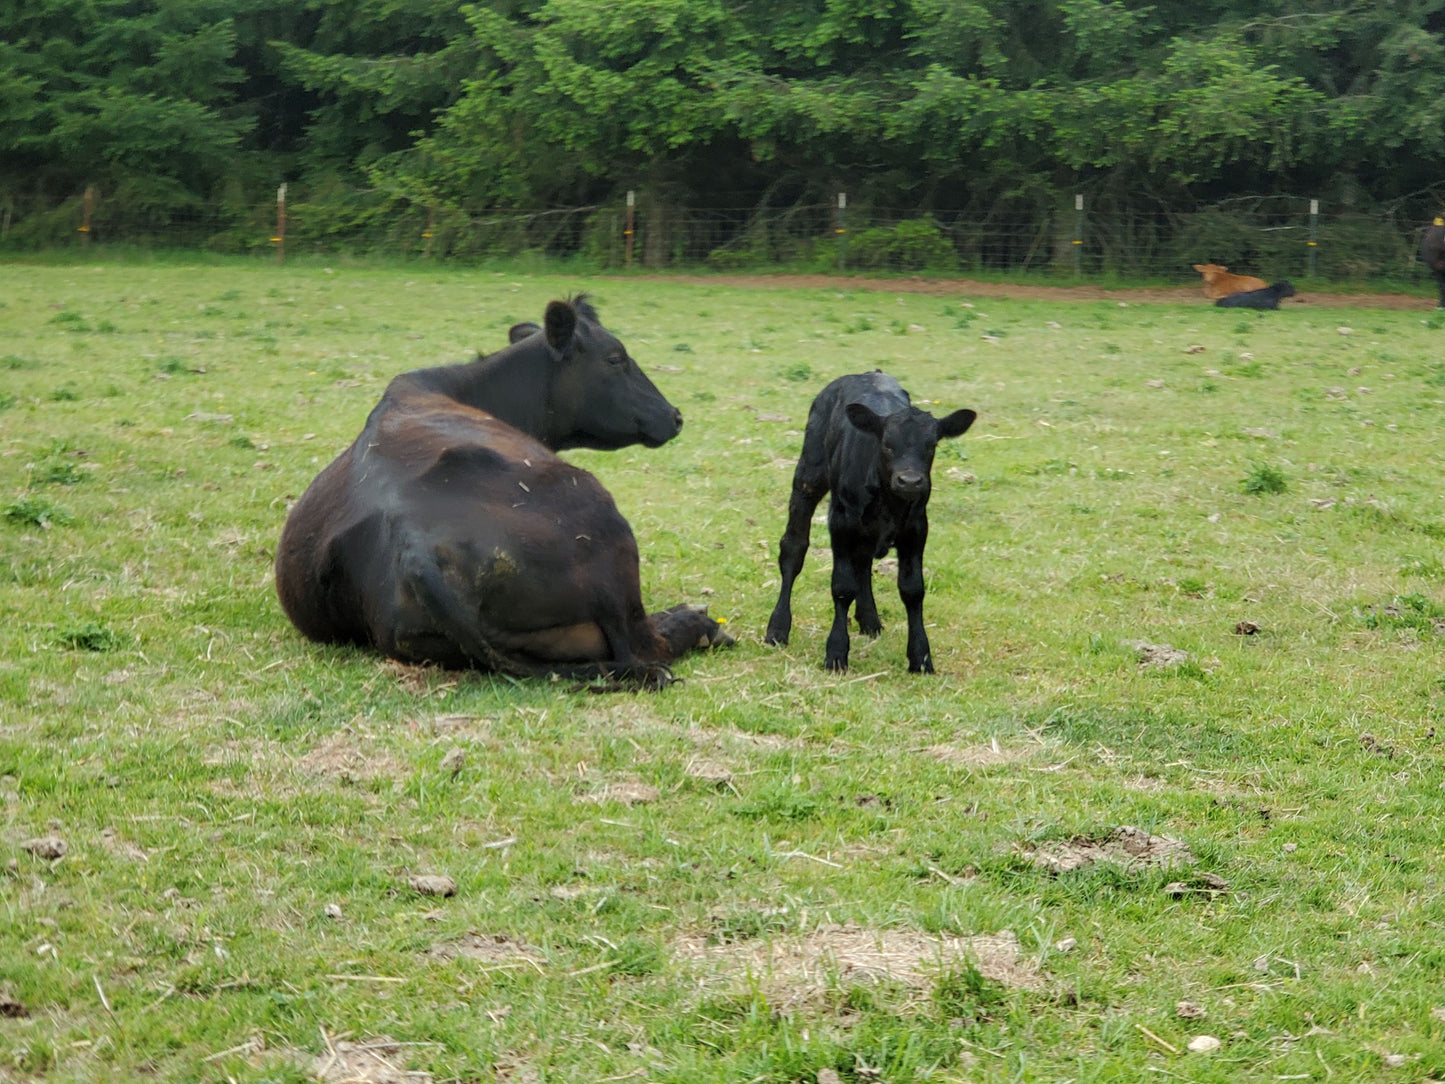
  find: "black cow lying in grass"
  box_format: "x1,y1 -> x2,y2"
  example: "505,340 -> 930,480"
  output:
1214,281 -> 1296,310
275,295 -> 731,689
764,371 -> 976,673
1422,213 -> 1445,309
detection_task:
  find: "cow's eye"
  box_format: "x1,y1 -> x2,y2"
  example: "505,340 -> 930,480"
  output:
608,353 -> 627,367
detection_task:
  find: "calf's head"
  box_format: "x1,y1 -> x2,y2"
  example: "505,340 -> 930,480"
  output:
846,402 -> 977,500
511,296 -> 683,451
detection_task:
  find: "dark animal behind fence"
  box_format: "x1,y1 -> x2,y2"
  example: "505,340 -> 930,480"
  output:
274,294 -> 730,688
764,371 -> 976,673
1422,213 -> 1445,309
1214,281 -> 1296,310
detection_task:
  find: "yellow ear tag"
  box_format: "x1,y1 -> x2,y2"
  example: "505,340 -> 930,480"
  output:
1435,217 -> 1444,226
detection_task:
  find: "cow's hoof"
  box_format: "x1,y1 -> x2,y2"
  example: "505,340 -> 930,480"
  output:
858,620 -> 883,638
824,656 -> 848,673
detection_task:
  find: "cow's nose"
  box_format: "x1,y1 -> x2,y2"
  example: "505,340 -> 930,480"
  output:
892,470 -> 926,495
672,406 -> 684,432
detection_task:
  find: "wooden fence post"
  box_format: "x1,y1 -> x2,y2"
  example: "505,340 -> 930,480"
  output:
1073,193 -> 1084,277
79,185 -> 95,247
1307,199 -> 1319,277
423,205 -> 436,259
272,184 -> 287,264
624,191 -> 636,268
836,192 -> 847,270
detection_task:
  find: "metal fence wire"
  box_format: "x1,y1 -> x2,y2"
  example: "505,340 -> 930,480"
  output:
1,190 -> 1439,284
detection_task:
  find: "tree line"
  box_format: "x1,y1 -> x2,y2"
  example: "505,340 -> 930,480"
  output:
3,0 -> 1444,247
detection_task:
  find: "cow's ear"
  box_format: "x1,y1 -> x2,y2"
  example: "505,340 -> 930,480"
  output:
845,403 -> 886,437
936,409 -> 977,439
508,322 -> 541,344
543,301 -> 577,352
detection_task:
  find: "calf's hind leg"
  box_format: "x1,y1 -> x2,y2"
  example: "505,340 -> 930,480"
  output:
764,472 -> 827,647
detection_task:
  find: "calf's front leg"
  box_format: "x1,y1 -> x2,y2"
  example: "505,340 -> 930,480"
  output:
896,524 -> 934,673
824,534 -> 873,672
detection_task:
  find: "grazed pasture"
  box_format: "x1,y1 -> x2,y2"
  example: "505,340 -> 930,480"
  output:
3,261 -> 1445,1083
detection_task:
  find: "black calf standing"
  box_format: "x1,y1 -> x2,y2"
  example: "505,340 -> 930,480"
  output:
764,371 -> 976,673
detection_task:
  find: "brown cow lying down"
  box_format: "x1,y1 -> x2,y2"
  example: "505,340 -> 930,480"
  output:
275,295 -> 732,689
1193,263 -> 1268,300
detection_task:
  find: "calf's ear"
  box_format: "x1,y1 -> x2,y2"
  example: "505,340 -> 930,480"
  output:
936,409 -> 977,439
543,300 -> 578,353
845,402 -> 886,437
508,322 -> 542,344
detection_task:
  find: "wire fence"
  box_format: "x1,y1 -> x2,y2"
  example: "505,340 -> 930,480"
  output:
2,189 -> 1440,285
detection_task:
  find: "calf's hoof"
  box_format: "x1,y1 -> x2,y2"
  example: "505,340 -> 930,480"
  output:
698,623 -> 736,650
762,624 -> 789,646
824,655 -> 849,673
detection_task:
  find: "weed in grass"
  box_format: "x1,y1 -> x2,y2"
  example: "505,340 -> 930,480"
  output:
1401,555 -> 1445,579
48,386 -> 79,401
29,457 -> 83,485
48,310 -> 89,331
1230,359 -> 1265,378
1361,593 -> 1445,635
3,495 -> 74,527
228,433 -> 256,450
846,315 -> 875,332
672,342 -> 693,353
781,362 -> 813,382
55,622 -> 124,652
931,962 -> 1005,1021
1242,462 -> 1288,494
3,353 -> 33,369
0,393 -> 13,410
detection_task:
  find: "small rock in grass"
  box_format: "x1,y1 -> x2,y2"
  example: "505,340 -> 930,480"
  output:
21,836 -> 67,860
1187,1035 -> 1221,1054
408,874 -> 457,898
1054,936 -> 1077,953
818,1070 -> 843,1084
439,746 -> 466,777
1234,621 -> 1261,635
324,902 -> 343,919
1176,1000 -> 1206,1020
0,988 -> 26,1017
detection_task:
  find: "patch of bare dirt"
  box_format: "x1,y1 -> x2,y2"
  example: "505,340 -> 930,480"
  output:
1026,825 -> 1194,874
426,932 -> 541,965
284,1036 -> 433,1084
929,742 -> 1035,769
675,924 -> 1042,1009
1124,640 -> 1192,668
579,780 -> 660,806
298,731 -> 406,784
643,273 -> 1437,310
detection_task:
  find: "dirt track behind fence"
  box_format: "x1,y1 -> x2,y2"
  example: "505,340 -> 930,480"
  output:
647,274 -> 1438,310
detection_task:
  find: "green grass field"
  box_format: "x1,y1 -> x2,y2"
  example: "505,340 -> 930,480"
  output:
3,261 -> 1445,1083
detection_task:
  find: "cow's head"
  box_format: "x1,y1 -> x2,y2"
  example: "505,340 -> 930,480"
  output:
1193,263 -> 1227,279
845,402 -> 977,501
511,296 -> 682,452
